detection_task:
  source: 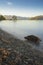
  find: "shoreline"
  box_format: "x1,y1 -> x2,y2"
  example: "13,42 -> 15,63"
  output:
0,29 -> 43,65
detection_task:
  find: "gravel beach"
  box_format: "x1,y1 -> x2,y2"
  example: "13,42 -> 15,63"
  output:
0,29 -> 43,65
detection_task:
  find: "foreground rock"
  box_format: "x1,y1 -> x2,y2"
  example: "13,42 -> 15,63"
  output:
0,29 -> 43,65
24,35 -> 41,44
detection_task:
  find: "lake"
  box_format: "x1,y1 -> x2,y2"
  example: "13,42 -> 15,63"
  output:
0,20 -> 43,51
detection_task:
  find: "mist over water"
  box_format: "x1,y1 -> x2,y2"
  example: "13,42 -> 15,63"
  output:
0,20 -> 43,51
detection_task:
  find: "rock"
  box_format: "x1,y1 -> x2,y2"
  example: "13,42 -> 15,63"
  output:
24,35 -> 41,44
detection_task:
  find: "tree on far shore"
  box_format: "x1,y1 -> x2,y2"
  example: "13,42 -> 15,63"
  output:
0,15 -> 6,20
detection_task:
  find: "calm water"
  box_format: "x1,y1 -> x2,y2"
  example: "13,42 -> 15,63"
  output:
0,20 -> 43,51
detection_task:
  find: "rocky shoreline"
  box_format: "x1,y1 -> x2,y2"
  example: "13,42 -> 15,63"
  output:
0,29 -> 43,65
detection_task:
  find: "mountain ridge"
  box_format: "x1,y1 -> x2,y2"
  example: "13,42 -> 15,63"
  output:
29,15 -> 43,20
0,14 -> 43,20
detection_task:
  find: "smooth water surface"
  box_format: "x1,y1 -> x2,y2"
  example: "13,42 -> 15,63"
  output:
0,20 -> 43,51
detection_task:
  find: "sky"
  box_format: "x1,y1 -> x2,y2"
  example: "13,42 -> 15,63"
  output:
0,0 -> 43,17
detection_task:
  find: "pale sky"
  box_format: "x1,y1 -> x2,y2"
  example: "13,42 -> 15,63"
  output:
0,0 -> 43,17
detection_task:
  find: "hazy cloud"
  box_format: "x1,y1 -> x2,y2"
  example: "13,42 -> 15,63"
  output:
7,2 -> 12,5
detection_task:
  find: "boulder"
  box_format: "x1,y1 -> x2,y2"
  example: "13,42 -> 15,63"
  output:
24,35 -> 41,44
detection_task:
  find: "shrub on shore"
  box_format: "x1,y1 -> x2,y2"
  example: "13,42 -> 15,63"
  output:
0,15 -> 6,20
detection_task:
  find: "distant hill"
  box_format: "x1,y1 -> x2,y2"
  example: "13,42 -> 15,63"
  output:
29,15 -> 43,20
4,15 -> 29,20
0,15 -> 29,20
17,16 -> 29,20
1,15 -> 43,20
4,15 -> 17,20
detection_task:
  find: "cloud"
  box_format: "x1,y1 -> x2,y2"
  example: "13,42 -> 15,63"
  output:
7,2 -> 12,5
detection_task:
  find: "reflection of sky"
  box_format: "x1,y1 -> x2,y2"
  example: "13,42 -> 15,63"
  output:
0,20 -> 43,51
0,0 -> 43,17
0,20 -> 43,38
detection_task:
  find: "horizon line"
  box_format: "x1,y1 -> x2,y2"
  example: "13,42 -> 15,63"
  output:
0,14 -> 43,18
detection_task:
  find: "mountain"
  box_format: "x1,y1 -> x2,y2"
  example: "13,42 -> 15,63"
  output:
4,15 -> 29,20
4,15 -> 17,20
1,15 -> 43,20
4,15 -> 12,20
17,16 -> 29,20
29,15 -> 43,20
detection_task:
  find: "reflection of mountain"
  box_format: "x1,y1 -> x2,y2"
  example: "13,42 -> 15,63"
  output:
29,15 -> 43,20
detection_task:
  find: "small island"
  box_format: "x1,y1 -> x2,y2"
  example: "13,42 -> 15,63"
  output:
29,15 -> 43,20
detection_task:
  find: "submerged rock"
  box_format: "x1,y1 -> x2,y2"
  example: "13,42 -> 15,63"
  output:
24,35 -> 41,44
